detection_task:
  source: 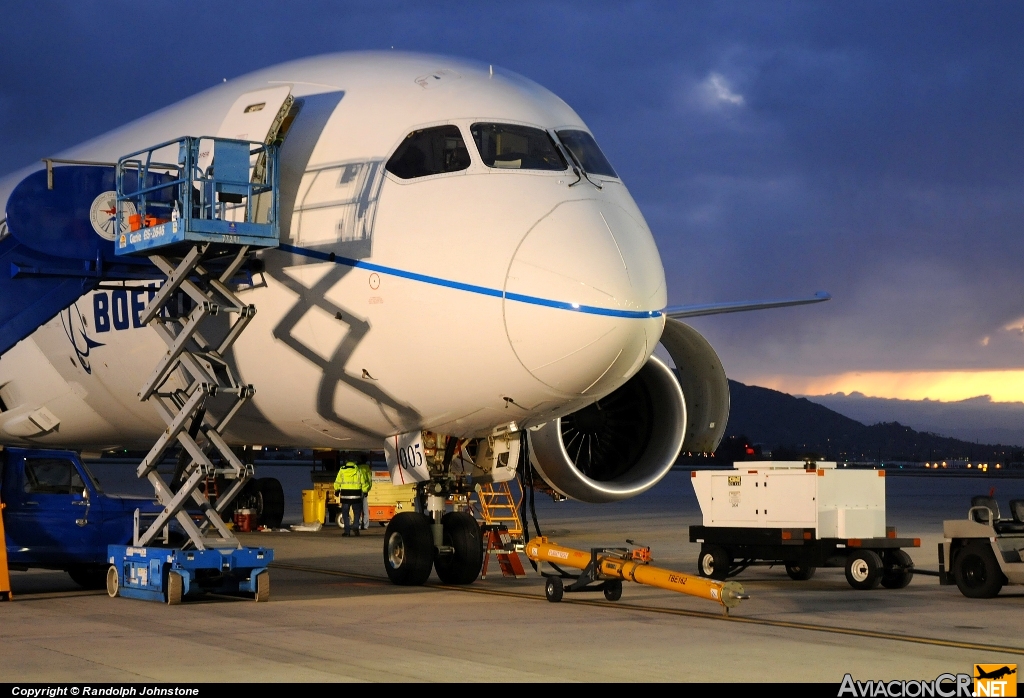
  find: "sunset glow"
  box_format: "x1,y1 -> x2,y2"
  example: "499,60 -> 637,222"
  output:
750,371 -> 1024,403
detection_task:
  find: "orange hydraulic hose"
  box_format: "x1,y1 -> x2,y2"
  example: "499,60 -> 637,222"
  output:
526,536 -> 747,610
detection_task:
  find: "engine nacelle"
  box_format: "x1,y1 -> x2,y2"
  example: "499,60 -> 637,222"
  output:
530,319 -> 730,503
660,318 -> 730,453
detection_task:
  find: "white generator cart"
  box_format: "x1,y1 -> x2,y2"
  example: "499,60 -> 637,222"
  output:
690,462 -> 919,590
940,495 -> 1024,598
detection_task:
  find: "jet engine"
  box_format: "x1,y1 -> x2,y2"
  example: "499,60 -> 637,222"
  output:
530,318 -> 730,503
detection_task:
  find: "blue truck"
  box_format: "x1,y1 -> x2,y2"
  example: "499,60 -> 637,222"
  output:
1,446 -> 164,588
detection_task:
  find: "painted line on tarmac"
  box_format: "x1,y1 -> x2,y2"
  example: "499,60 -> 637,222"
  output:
272,562 -> 1024,656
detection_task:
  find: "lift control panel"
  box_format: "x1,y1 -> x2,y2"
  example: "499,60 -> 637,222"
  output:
114,136 -> 279,256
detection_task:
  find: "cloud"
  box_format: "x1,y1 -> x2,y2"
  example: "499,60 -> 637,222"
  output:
697,72 -> 745,107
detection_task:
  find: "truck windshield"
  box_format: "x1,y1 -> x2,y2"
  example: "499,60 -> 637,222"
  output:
555,130 -> 617,178
471,123 -> 567,171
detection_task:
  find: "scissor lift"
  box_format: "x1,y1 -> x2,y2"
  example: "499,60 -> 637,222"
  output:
105,136 -> 279,604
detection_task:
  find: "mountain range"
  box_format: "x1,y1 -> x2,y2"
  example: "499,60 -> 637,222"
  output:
723,381 -> 1023,463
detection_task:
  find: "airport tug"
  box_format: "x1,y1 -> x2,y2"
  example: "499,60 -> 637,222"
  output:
526,537 -> 749,611
940,495 -> 1024,598
690,462 -> 919,590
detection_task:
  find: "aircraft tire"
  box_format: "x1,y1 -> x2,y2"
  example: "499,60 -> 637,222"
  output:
256,477 -> 285,528
880,549 -> 914,589
383,512 -> 434,586
953,541 -> 1005,598
433,511 -> 483,585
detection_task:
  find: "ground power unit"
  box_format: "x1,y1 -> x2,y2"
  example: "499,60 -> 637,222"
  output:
690,462 -> 919,590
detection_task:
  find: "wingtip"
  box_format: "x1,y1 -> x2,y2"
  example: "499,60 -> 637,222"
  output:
815,291 -> 832,301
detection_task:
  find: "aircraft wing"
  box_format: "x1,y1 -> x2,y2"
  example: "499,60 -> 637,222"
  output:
663,291 -> 831,319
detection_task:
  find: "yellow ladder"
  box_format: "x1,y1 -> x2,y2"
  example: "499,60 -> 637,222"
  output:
476,480 -> 523,542
0,501 -> 11,601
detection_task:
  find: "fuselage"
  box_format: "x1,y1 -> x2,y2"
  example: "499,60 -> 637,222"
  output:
0,52 -> 667,449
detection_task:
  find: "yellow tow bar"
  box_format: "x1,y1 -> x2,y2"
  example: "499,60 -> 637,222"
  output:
525,537 -> 748,611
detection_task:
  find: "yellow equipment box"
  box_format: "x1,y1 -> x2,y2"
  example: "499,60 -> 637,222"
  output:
308,450 -> 417,528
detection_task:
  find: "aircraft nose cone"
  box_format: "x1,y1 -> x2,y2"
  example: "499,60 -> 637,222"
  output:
504,199 -> 666,396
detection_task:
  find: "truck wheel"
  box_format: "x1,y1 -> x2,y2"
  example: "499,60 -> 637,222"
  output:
433,511 -> 483,585
845,550 -> 884,590
881,549 -> 915,589
383,512 -> 434,586
335,510 -> 346,529
67,565 -> 108,590
785,562 -> 816,581
167,571 -> 183,605
698,545 -> 731,581
256,477 -> 285,528
953,540 -> 1005,598
545,576 -> 564,602
106,565 -> 119,598
603,580 -> 623,601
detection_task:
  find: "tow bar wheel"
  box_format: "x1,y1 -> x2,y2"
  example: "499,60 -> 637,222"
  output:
545,576 -> 564,602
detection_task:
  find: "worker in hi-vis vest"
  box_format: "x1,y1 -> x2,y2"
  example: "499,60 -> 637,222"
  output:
334,459 -> 366,536
357,461 -> 373,530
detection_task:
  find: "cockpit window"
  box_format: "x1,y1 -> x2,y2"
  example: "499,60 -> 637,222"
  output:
471,123 -> 567,171
555,130 -> 617,178
385,126 -> 471,180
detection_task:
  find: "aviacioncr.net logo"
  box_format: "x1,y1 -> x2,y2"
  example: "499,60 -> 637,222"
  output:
838,673 -> 973,697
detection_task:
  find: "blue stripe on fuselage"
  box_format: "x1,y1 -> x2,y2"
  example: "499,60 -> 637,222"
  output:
276,243 -> 662,320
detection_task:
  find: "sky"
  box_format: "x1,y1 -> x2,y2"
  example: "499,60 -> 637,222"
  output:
4,1 -> 1024,402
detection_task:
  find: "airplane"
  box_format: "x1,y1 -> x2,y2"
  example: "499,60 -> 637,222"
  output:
0,51 -> 828,587
976,666 -> 1017,681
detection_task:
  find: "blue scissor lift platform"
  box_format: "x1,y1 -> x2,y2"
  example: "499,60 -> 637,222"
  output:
103,136 -> 280,604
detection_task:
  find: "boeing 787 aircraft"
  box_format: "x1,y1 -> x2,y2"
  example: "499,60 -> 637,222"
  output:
0,52 -> 826,586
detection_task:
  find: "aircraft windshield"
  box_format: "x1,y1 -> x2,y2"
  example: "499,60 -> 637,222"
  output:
555,130 -> 617,178
386,125 -> 471,179
471,123 -> 567,171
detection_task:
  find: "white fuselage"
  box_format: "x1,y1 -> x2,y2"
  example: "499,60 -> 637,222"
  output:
0,52 -> 667,450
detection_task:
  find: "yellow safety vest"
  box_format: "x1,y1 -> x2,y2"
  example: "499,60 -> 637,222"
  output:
358,463 -> 372,494
334,462 -> 363,498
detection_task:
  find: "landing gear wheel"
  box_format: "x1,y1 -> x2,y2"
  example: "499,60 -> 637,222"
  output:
383,512 -> 434,586
845,550 -> 884,590
254,571 -> 270,602
785,562 -> 816,581
167,571 -> 183,605
433,511 -> 484,584
953,541 -> 1006,598
106,565 -> 119,598
881,549 -> 915,589
256,477 -> 285,528
698,544 -> 731,581
603,580 -> 623,602
67,565 -> 108,589
545,576 -> 564,602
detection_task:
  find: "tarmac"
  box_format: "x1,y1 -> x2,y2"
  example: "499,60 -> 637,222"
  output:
2,470 -> 1024,683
